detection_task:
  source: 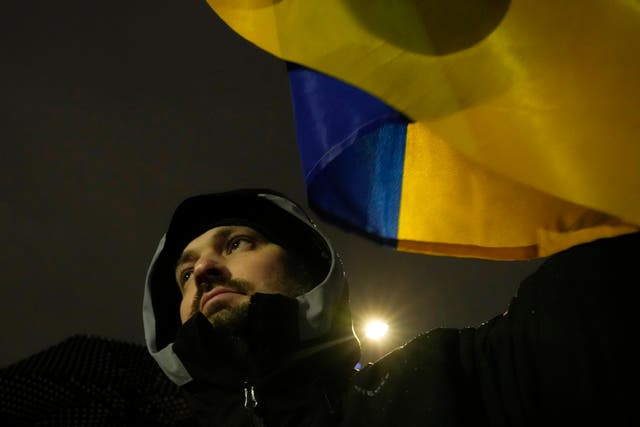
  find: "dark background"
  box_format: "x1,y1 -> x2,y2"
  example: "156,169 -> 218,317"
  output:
0,1 -> 543,367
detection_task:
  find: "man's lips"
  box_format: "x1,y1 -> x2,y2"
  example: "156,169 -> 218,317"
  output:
199,286 -> 245,311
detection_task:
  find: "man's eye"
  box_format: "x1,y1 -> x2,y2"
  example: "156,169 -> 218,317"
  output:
227,237 -> 252,253
180,270 -> 193,284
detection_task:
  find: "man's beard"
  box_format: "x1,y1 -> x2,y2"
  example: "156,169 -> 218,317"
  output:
189,278 -> 252,332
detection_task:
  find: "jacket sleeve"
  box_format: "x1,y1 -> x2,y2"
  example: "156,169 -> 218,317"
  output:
463,232 -> 638,426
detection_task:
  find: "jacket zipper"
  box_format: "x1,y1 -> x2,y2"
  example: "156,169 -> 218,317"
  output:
243,382 -> 258,409
243,382 -> 264,426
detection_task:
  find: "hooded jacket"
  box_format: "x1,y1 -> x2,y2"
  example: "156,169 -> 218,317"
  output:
143,189 -> 362,426
143,189 -> 636,427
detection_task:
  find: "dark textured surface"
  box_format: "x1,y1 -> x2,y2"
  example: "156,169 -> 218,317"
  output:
0,335 -> 194,426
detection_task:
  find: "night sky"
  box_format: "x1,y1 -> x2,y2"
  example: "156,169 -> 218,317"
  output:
1,1 -> 544,367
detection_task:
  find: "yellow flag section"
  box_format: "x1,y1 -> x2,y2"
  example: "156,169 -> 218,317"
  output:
398,123 -> 637,260
207,0 -> 640,227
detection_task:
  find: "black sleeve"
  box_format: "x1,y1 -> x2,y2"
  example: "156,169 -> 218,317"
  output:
464,232 -> 638,426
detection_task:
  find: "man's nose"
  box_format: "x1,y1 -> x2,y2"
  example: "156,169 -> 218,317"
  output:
193,255 -> 229,291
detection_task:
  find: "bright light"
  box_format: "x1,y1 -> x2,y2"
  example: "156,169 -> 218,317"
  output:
364,320 -> 389,340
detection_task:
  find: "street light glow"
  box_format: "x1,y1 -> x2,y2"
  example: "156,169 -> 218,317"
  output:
364,320 -> 389,340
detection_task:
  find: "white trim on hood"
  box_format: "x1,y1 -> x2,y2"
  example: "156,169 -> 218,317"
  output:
143,235 -> 193,385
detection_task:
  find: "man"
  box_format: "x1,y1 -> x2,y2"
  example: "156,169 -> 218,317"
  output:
143,189 -> 636,426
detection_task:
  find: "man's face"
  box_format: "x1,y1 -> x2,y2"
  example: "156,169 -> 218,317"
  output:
175,225 -> 301,326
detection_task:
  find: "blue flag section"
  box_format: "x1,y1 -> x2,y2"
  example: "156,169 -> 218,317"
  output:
288,64 -> 408,245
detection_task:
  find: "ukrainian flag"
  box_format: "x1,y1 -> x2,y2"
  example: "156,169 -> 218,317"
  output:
207,0 -> 639,259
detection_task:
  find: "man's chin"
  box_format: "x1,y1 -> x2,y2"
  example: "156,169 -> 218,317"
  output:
203,302 -> 249,330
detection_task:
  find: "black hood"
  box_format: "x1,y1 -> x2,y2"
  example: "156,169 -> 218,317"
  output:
142,189 -> 360,385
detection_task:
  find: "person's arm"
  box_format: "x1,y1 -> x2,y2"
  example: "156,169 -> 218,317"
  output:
466,232 -> 637,426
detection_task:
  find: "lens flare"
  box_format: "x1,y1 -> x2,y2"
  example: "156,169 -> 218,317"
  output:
364,320 -> 389,340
